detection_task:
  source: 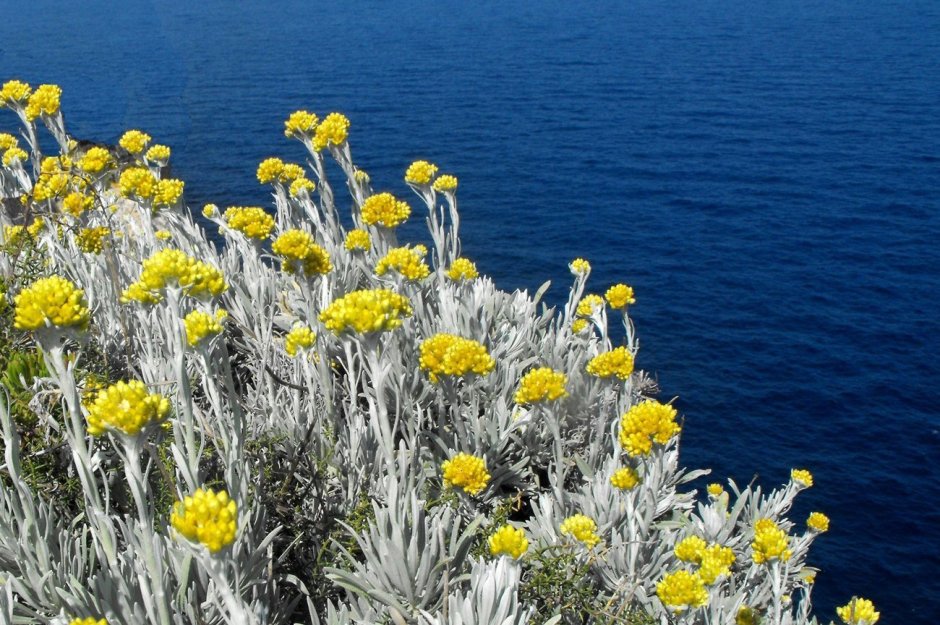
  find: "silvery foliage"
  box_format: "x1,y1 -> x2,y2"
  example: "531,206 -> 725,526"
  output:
0,102 -> 831,625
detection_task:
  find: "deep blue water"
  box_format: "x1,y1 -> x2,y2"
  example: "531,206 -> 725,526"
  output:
2,1 -> 938,622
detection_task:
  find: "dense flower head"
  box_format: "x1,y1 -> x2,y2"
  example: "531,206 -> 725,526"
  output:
85,380 -> 170,436
707,483 -> 725,498
69,619 -> 107,625
572,318 -> 589,334
319,288 -> 413,334
837,598 -> 879,625
375,246 -> 430,281
75,227 -> 110,254
570,258 -> 591,276
657,570 -> 709,613
284,109 -> 319,138
32,173 -> 70,201
77,147 -> 112,173
698,544 -> 735,584
289,176 -> 316,197
2,147 -> 28,167
171,488 -> 238,553
489,525 -> 528,559
791,468 -> 814,488
145,144 -> 171,162
122,248 -> 227,303
807,511 -> 830,533
751,518 -> 792,564
279,162 -> 305,183
605,283 -> 636,309
419,333 -> 495,383
354,168 -> 371,183
14,276 -> 90,332
272,229 -> 333,276
0,133 -> 17,150
256,157 -> 285,184
361,192 -> 411,228
224,206 -> 275,240
313,112 -> 350,151
610,466 -> 640,490
27,219 -> 45,238
514,367 -> 568,404
3,225 -> 28,247
184,309 -> 226,347
119,167 -> 158,199
446,257 -> 479,281
202,203 -> 219,218
675,535 -> 707,563
119,130 -> 152,154
25,84 -> 62,121
344,228 -> 371,252
154,179 -> 185,207
585,346 -> 635,380
441,452 -> 490,495
560,514 -> 600,548
0,79 -> 31,105
285,323 -> 316,356
576,294 -> 605,317
405,160 -> 438,185
432,174 -> 458,192
618,400 -> 681,457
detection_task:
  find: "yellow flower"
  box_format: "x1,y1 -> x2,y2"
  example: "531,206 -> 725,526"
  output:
375,246 -> 430,281
272,229 -> 333,276
441,452 -> 490,495
2,147 -> 28,167
354,169 -> 371,184
405,160 -> 438,185
155,230 -> 172,241
122,248 -> 227,303
572,318 -> 589,334
344,228 -> 371,252
807,511 -> 830,533
585,346 -> 634,380
560,514 -> 600,548
791,468 -> 813,488
78,146 -> 112,173
313,112 -> 350,151
119,130 -> 152,154
674,535 -> 707,563
279,162 -> 305,183
570,258 -> 591,276
145,144 -> 171,162
285,324 -> 316,356
25,84 -> 62,121
656,570 -> 708,613
69,618 -> 107,625
171,488 -> 238,553
289,176 -> 316,197
610,467 -> 640,491
489,525 -> 528,559
837,598 -> 879,625
361,192 -> 411,228
446,258 -> 479,281
736,606 -> 758,625
14,276 -> 90,332
419,333 -> 495,383
256,157 -> 285,184
32,173 -> 70,201
85,380 -> 170,436
154,179 -> 185,207
514,367 -> 568,404
284,110 -> 319,138
119,167 -> 157,199
0,80 -> 31,105
751,518 -> 791,564
706,483 -> 725,498
319,288 -> 413,334
0,133 -> 18,150
576,294 -> 605,317
3,225 -> 28,247
698,544 -> 735,584
202,203 -> 219,218
432,174 -> 458,192
75,227 -> 110,254
184,309 -> 226,347
224,206 -> 275,240
618,400 -> 680,457
27,218 -> 46,238
605,283 -> 636,309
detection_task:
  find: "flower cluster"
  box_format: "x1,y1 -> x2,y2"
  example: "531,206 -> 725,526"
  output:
488,525 -> 528,559
25,84 -> 62,121
285,324 -> 316,356
313,112 -> 350,151
610,466 -> 640,490
153,178 -> 185,207
656,570 -> 708,613
751,518 -> 792,564
0,79 -> 31,105
807,511 -> 830,533
576,293 -> 605,317
559,513 -> 600,548
122,249 -> 227,303
419,333 -> 495,383
2,146 -> 27,167
360,192 -> 411,228
344,228 -> 371,252
184,309 -> 227,347
119,130 -> 151,154
85,380 -> 171,437
618,400 -> 681,457
78,146 -> 112,173
605,283 -> 635,309
446,258 -> 479,282
570,258 -> 591,276
791,468 -> 814,488
404,160 -> 438,185
290,176 -> 316,197
224,206 -> 276,240
514,367 -> 568,404
441,452 -> 490,495
319,289 -> 413,334
13,275 -> 90,332
69,619 -> 107,625
75,227 -> 110,254
837,598 -> 880,625
272,229 -> 333,276
119,167 -> 158,199
432,174 -> 458,192
171,488 -> 238,553
257,157 -> 285,184
63,191 -> 95,217
585,346 -> 635,380
698,544 -> 736,584
284,110 -> 319,138
145,144 -> 171,163
375,246 -> 430,281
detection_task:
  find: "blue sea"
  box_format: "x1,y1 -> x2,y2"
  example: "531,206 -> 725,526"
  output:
2,0 -> 938,621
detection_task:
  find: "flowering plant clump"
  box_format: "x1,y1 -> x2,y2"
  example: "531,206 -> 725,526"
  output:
0,86 -> 873,625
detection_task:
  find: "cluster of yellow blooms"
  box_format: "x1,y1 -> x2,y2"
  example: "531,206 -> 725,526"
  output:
837,598 -> 880,625
153,178 -> 185,207
145,144 -> 171,163
2,146 -> 27,167
224,206 -> 275,240
119,130 -> 151,154
171,488 -> 238,553
576,294 -> 605,317
707,483 -> 725,498
751,518 -> 792,564
791,468 -> 814,488
0,80 -> 32,106
69,618 -> 107,625
122,249 -> 227,303
559,513 -> 600,548
432,175 -> 458,192
289,176 -> 316,197
610,466 -> 640,490
375,246 -> 430,281
0,133 -> 17,150
360,192 -> 411,228
656,569 -> 708,613
441,452 -> 490,495
75,227 -> 111,254
585,346 -> 635,380
256,157 -> 288,184
618,400 -> 681,457
570,258 -> 591,276
272,229 -> 333,276
488,525 -> 529,559
605,283 -> 636,309
13,275 -> 90,332
184,309 -> 227,347
319,288 -> 413,334
63,191 -> 95,217
119,167 -> 158,199
446,258 -> 479,282
344,228 -> 371,252
85,380 -> 171,437
514,367 -> 568,404
418,333 -> 495,383
404,160 -> 439,185
24,84 -> 62,121
285,324 -> 316,357
313,112 -> 350,151
284,110 -> 319,138
807,511 -> 830,533
674,536 -> 736,584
